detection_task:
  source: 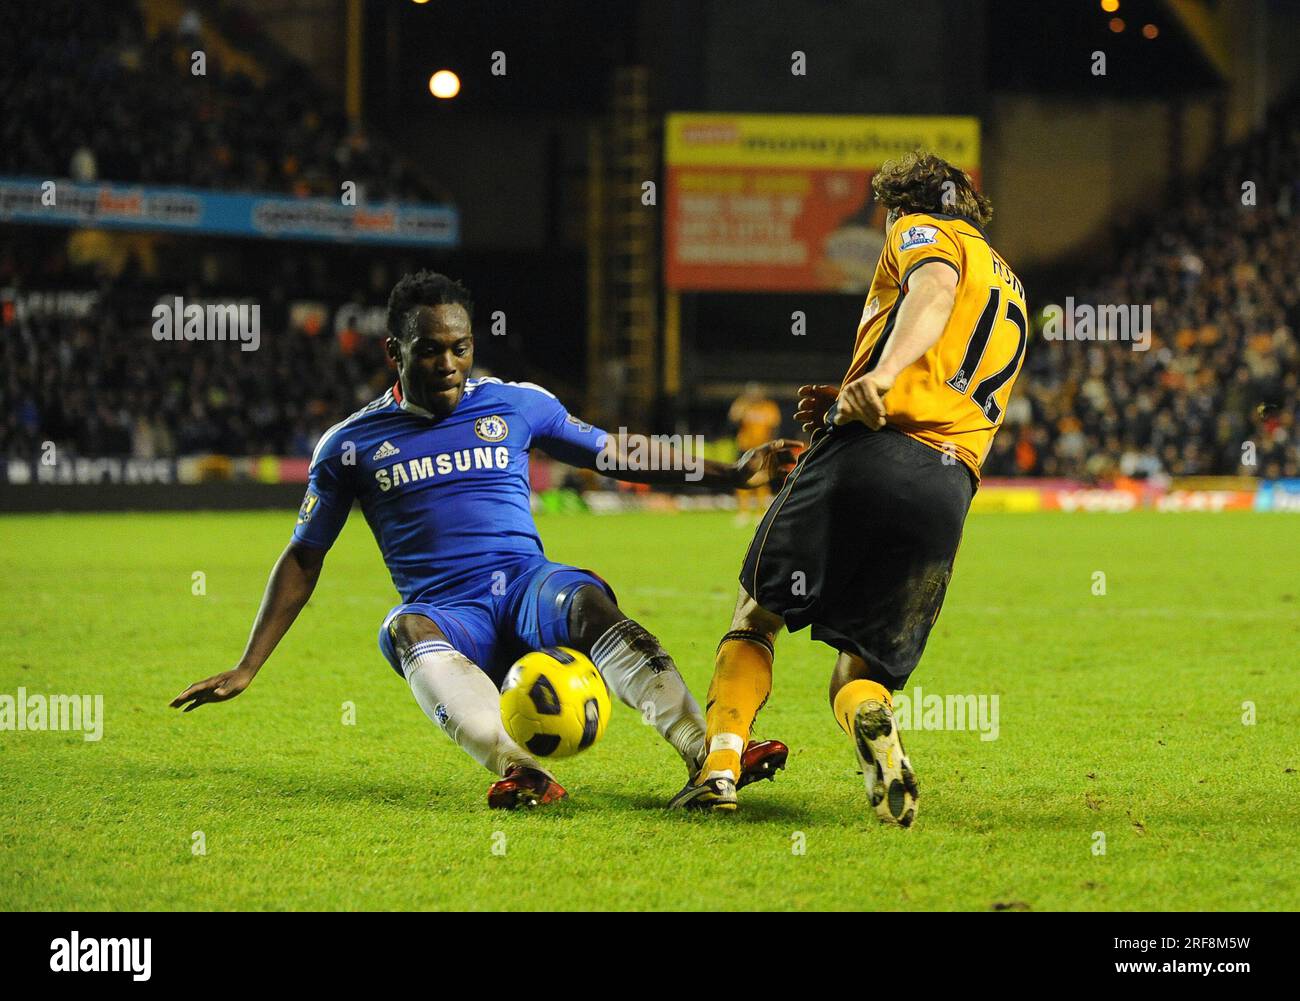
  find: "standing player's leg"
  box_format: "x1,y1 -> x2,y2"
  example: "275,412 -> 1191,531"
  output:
828,651 -> 917,828
668,586 -> 785,810
383,611 -> 564,809
806,431 -> 969,828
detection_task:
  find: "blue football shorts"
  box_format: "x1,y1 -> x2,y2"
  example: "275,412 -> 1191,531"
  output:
377,556 -> 615,683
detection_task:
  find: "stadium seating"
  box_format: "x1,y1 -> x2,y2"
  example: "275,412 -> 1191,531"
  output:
0,0 -> 442,202
1,3 -> 1295,479
985,97 -> 1299,481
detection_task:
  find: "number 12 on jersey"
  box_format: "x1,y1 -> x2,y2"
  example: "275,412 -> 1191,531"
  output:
945,286 -> 1027,424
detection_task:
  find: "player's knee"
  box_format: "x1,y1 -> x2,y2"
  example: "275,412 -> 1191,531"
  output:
389,613 -> 446,659
565,583 -> 625,652
728,587 -> 782,645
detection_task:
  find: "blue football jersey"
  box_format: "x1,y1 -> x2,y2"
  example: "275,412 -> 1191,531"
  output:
292,377 -> 609,601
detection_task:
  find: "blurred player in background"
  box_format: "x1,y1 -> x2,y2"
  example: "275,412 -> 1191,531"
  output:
729,382 -> 782,524
171,271 -> 800,809
674,152 -> 1028,824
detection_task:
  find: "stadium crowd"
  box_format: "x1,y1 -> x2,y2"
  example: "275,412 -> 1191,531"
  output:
983,98 -> 1300,481
1,277 -> 393,461
1,3 -> 1295,481
0,0 -> 442,202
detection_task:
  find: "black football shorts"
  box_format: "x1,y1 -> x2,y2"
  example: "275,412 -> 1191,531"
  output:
740,423 -> 975,687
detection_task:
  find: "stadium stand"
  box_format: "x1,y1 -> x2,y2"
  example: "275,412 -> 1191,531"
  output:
0,0 -> 442,201
987,96 -> 1300,481
0,269 -> 392,461
1,4 -> 1295,481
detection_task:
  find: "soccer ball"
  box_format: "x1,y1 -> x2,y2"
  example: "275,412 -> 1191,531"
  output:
499,647 -> 611,758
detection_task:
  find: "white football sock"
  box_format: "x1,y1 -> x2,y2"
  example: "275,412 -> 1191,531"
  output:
402,639 -> 542,777
589,619 -> 706,772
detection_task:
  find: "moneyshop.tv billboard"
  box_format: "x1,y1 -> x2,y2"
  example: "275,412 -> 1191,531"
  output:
663,114 -> 980,293
0,176 -> 458,247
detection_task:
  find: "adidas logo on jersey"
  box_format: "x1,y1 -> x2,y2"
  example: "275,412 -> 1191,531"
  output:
372,441 -> 400,461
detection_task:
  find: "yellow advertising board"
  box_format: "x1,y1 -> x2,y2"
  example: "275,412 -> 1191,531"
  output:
665,114 -> 981,292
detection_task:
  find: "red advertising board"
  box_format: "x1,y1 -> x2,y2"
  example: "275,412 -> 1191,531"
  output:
664,114 -> 981,293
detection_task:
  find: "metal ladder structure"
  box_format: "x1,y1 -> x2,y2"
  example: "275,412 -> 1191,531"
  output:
586,66 -> 659,429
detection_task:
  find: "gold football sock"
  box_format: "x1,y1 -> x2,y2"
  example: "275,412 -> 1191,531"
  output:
700,631 -> 774,781
833,678 -> 893,738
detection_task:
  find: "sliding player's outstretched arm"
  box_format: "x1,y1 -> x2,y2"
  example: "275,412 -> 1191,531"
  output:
169,542 -> 326,711
795,383 -> 840,433
523,382 -> 801,489
597,435 -> 803,490
171,427 -> 355,711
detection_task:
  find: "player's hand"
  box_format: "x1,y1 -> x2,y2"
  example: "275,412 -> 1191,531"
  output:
733,439 -> 804,489
832,372 -> 895,430
794,384 -> 840,433
169,666 -> 255,712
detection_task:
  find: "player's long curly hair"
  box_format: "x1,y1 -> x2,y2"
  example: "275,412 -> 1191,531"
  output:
871,151 -> 993,228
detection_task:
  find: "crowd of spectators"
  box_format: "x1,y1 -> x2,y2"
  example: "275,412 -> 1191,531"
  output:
0,0 -> 450,464
0,0 -> 443,203
0,3 -> 1295,481
1,276 -> 394,462
983,99 -> 1300,481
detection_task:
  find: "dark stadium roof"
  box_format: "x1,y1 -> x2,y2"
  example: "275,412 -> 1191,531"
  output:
989,0 -> 1223,96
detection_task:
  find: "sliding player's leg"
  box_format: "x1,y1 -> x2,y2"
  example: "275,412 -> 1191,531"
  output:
505,561 -> 786,788
563,580 -> 788,792
380,608 -> 564,809
668,586 -> 786,810
829,650 -> 917,828
564,583 -> 708,773
496,562 -> 705,772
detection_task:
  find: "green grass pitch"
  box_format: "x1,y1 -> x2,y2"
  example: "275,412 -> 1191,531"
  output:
2,509 -> 1297,911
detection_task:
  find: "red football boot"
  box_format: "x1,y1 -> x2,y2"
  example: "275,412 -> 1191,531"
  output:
487,766 -> 568,810
736,738 -> 789,789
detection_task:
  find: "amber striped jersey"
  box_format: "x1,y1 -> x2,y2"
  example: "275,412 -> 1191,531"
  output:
842,212 -> 1028,479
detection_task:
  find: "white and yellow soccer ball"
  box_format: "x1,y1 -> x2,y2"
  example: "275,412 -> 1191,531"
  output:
499,647 -> 611,758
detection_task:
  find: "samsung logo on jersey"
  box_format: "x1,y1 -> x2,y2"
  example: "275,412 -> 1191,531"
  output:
376,447 -> 510,491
